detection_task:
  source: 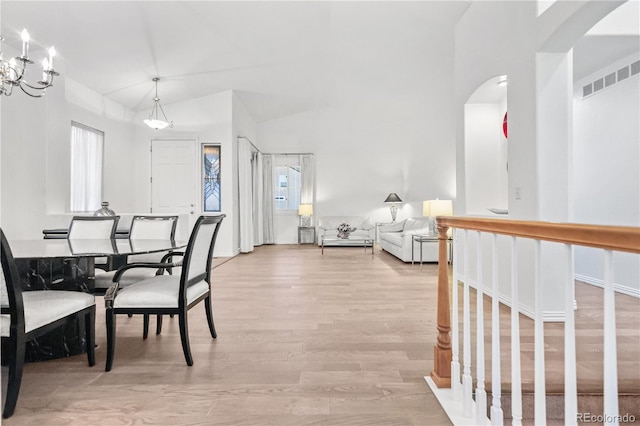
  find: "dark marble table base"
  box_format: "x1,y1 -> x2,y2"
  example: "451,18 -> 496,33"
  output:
12,257 -> 95,362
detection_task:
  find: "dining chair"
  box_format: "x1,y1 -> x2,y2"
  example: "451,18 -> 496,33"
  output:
1,229 -> 96,418
67,215 -> 119,239
68,215 -> 120,272
94,215 -> 178,292
103,214 -> 224,371
95,215 -> 179,336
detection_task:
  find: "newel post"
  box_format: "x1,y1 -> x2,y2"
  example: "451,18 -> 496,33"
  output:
430,220 -> 452,387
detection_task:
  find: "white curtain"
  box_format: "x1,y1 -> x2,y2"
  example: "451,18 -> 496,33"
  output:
262,154 -> 275,244
70,122 -> 104,212
252,152 -> 264,246
238,139 -> 254,253
300,154 -> 314,220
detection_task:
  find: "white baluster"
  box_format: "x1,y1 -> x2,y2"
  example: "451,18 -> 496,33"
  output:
603,250 -> 619,425
452,229 -> 461,400
463,230 -> 473,417
565,244 -> 578,425
490,234 -> 503,425
476,232 -> 487,424
510,237 -> 522,425
534,240 -> 547,424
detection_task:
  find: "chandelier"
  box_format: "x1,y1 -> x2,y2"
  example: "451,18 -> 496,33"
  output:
0,29 -> 59,97
143,77 -> 173,130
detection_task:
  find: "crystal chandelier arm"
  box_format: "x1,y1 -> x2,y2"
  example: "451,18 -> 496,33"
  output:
0,29 -> 60,98
18,83 -> 48,98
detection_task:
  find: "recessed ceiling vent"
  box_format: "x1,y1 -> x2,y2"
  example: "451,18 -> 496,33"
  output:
582,59 -> 640,99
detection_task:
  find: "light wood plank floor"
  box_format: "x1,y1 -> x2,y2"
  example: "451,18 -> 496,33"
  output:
3,245 -> 451,425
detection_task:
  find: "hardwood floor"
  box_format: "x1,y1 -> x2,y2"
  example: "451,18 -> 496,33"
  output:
5,245 -> 638,424
3,245 -> 451,425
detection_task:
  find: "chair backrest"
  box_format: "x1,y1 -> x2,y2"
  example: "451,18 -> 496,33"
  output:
1,229 -> 25,338
68,216 -> 120,239
179,215 -> 225,302
129,215 -> 178,240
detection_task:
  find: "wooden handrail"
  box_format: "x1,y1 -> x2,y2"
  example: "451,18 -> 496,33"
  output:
437,216 -> 640,254
430,216 -> 640,388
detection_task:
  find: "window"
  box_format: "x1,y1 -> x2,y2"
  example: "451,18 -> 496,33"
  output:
203,145 -> 221,212
274,165 -> 301,210
70,121 -> 104,212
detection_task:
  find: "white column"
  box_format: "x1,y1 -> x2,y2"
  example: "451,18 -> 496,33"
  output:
451,229 -> 462,400
564,244 -> 578,425
490,234 -> 503,425
462,230 -> 473,416
510,237 -> 522,425
475,231 -> 487,424
603,250 -> 619,425
534,240 -> 547,424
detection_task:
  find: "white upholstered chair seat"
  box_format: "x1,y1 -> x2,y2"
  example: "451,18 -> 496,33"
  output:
1,291 -> 95,337
113,275 -> 208,309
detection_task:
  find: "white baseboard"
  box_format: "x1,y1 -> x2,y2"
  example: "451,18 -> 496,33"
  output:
574,274 -> 640,298
424,376 -> 490,426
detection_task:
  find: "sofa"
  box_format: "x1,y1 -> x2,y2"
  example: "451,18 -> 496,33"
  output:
317,216 -> 375,246
378,217 -> 448,263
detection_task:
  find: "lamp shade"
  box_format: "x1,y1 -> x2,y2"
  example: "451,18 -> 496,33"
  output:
298,204 -> 313,216
428,199 -> 453,217
384,193 -> 402,203
422,201 -> 431,216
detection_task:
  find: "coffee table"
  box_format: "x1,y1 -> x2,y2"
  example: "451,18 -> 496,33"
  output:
321,236 -> 374,257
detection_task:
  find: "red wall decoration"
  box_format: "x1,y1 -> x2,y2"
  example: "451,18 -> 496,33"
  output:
503,111 -> 508,138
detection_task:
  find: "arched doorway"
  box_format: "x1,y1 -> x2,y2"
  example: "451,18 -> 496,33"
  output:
463,75 -> 509,216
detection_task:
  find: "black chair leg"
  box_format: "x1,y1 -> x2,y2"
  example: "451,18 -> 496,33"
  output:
85,307 -> 96,367
2,336 -> 25,418
178,313 -> 193,366
143,314 -> 150,339
156,314 -> 163,335
205,296 -> 217,338
105,310 -> 116,372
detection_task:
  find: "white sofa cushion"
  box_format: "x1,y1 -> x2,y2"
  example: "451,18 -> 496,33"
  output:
378,217 -> 445,263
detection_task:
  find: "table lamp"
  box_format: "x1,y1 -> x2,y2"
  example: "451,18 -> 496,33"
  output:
384,193 -> 402,222
426,199 -> 453,234
298,204 -> 313,227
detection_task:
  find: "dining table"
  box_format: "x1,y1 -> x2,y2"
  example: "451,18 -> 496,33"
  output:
8,238 -> 187,361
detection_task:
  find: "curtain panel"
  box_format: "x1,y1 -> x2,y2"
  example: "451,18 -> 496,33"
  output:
262,154 -> 275,244
238,139 -> 254,253
70,123 -> 104,212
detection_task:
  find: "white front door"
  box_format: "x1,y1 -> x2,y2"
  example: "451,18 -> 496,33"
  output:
151,139 -> 197,232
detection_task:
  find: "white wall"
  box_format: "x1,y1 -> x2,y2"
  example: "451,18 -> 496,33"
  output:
131,90 -> 239,257
573,52 -> 640,296
0,66 -> 242,258
258,21 -> 458,241
453,1 -> 629,320
464,103 -> 508,215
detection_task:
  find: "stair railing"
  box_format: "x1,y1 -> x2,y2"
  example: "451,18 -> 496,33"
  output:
428,216 -> 640,425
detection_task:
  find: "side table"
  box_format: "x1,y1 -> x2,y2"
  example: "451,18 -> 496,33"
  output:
411,234 -> 453,266
298,226 -> 316,244
412,234 -> 438,266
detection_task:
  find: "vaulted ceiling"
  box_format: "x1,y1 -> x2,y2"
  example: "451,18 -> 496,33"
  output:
1,1 -> 471,122
2,1 -> 637,123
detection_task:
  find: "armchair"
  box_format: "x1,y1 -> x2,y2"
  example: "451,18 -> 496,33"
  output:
103,215 -> 225,371
1,229 -> 96,418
